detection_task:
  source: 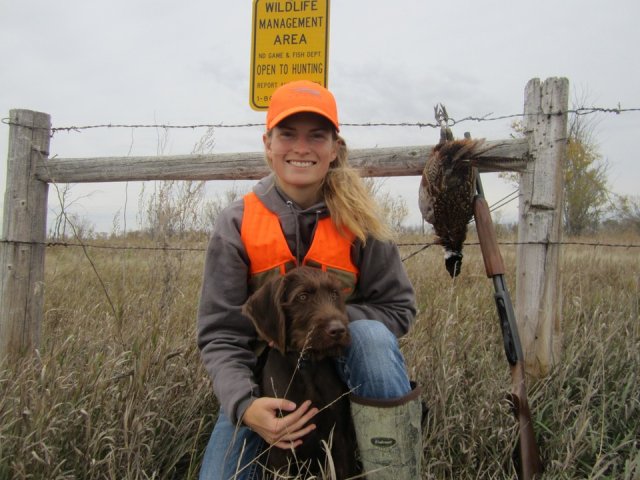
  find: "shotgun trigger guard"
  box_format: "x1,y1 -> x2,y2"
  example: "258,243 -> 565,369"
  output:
495,294 -> 518,365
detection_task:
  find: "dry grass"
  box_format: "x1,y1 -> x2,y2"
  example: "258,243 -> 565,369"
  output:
1,233 -> 639,479
1,242 -> 214,479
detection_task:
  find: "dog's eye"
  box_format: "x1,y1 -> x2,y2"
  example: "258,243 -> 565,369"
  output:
330,290 -> 339,300
296,293 -> 309,302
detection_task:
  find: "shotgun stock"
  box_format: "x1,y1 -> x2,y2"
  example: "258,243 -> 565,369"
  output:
473,176 -> 544,479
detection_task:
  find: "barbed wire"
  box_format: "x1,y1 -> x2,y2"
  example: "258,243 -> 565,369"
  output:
402,240 -> 640,248
488,189 -> 520,212
2,237 -> 638,253
2,106 -> 639,135
0,238 -> 204,252
401,243 -> 434,262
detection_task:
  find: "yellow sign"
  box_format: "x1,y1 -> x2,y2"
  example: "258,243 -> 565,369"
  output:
250,0 -> 330,110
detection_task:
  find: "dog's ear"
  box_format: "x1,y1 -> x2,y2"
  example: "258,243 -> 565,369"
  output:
242,275 -> 287,354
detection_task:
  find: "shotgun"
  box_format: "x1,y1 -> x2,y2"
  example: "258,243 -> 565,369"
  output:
473,173 -> 544,479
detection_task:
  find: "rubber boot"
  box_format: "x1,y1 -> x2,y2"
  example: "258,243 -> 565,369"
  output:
350,385 -> 423,479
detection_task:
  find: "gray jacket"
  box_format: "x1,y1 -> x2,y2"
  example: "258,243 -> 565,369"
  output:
197,174 -> 416,424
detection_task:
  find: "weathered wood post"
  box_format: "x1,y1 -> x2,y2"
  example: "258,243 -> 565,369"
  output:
0,109 -> 51,362
517,78 -> 569,377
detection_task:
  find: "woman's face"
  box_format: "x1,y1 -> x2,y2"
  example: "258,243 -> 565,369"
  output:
263,112 -> 338,208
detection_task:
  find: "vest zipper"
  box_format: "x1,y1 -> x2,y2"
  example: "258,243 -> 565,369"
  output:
285,201 -> 323,267
286,200 -> 302,266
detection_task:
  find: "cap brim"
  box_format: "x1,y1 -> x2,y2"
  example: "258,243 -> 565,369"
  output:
268,106 -> 340,132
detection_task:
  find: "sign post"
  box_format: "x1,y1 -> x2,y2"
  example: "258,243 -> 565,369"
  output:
250,0 -> 330,110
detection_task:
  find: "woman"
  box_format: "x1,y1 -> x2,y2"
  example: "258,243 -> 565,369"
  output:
197,80 -> 422,479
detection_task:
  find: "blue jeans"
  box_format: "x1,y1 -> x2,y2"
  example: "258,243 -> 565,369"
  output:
198,319 -> 412,480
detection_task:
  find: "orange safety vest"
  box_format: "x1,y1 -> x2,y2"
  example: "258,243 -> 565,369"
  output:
240,192 -> 358,296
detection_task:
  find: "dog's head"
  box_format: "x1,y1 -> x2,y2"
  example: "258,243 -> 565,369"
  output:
242,266 -> 351,358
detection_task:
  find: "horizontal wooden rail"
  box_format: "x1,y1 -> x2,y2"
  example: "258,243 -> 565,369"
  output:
36,138 -> 530,183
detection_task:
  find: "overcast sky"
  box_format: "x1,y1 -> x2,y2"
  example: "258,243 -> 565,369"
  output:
1,0 -> 638,233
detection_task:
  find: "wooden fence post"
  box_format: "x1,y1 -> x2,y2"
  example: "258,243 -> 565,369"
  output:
516,78 -> 569,377
0,109 -> 51,362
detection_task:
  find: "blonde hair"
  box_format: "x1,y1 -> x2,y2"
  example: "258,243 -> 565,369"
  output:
323,136 -> 394,244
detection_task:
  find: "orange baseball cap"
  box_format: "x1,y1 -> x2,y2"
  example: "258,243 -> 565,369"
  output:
266,80 -> 339,131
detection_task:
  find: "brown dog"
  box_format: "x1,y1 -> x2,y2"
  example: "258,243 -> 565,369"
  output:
242,266 -> 359,478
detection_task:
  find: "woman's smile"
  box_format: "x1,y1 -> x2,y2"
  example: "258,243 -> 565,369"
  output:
287,159 -> 317,168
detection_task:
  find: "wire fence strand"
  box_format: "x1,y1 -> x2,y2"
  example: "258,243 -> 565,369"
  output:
2,106 -> 640,135
2,237 -> 638,253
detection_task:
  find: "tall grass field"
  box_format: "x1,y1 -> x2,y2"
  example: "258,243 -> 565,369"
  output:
1,233 -> 638,479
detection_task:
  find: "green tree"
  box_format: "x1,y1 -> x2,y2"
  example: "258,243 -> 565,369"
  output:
563,135 -> 609,235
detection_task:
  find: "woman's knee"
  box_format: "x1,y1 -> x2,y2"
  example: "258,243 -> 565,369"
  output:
349,319 -> 400,355
341,320 -> 411,399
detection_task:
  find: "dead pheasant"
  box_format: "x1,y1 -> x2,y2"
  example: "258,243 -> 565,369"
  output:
419,104 -> 486,277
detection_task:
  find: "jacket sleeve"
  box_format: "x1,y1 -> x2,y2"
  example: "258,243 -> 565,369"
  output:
346,238 -> 417,338
197,201 -> 259,425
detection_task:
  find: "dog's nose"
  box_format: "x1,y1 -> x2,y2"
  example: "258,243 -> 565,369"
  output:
326,321 -> 347,339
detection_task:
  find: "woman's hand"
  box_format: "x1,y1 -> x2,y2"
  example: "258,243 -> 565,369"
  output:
242,397 -> 318,450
